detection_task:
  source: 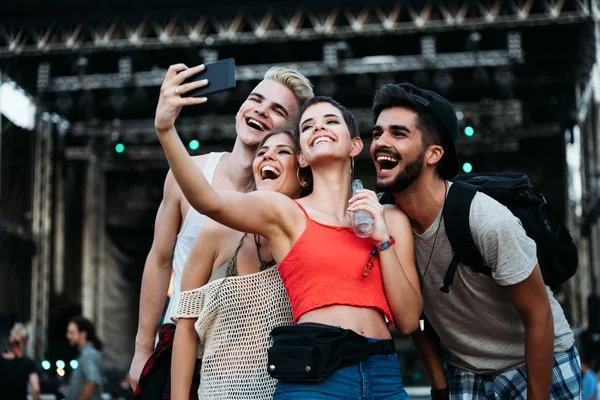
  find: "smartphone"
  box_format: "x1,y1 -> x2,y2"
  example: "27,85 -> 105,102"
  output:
181,58 -> 236,98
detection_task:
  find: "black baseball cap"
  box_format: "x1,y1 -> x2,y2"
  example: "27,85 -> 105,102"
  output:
387,83 -> 459,180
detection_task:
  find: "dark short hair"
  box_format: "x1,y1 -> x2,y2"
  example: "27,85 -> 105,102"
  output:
70,316 -> 103,351
372,83 -> 453,178
299,96 -> 360,138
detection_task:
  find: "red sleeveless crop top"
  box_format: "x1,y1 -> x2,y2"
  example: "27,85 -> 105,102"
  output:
278,202 -> 394,326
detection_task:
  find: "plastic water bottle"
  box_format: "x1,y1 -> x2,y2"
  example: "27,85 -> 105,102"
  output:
351,179 -> 374,238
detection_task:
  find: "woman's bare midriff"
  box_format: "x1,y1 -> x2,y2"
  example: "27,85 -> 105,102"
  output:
297,305 -> 392,339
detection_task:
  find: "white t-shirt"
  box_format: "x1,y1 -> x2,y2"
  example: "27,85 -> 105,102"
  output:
413,183 -> 574,374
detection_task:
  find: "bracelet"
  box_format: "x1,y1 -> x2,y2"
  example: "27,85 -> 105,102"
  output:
430,388 -> 450,400
375,236 -> 395,252
364,236 -> 396,278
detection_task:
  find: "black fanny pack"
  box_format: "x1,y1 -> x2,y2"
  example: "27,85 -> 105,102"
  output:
267,322 -> 395,382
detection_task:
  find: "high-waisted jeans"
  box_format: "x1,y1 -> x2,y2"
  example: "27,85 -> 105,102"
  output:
273,338 -> 411,400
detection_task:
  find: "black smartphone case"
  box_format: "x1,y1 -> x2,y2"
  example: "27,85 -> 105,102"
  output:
182,58 -> 236,98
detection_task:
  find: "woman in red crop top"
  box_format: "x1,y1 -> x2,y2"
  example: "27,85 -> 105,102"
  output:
157,93 -> 422,399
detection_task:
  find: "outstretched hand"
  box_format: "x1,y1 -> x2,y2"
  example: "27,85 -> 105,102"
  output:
348,189 -> 390,244
155,64 -> 209,134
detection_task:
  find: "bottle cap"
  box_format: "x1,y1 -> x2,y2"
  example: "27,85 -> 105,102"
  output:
351,179 -> 363,195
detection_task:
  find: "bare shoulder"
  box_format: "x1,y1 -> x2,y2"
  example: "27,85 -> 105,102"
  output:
270,191 -> 304,218
163,169 -> 182,200
192,151 -> 230,169
163,154 -> 214,195
191,154 -> 210,169
199,218 -> 234,241
383,205 -> 412,233
249,190 -> 304,237
193,219 -> 244,271
383,204 -> 410,224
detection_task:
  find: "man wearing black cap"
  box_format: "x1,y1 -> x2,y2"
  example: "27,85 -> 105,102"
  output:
371,83 -> 580,400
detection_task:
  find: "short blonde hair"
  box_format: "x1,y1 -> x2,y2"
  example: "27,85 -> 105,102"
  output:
9,323 -> 28,349
10,323 -> 27,341
263,67 -> 314,105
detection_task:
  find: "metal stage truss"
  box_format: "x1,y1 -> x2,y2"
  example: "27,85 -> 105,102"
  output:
81,151 -> 107,337
30,114 -> 54,360
0,0 -> 596,58
43,46 -> 522,92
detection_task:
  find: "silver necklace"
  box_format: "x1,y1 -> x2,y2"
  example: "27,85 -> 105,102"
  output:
418,180 -> 447,331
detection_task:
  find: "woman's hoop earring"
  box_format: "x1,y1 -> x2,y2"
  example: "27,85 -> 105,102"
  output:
296,167 -> 311,189
350,157 -> 355,181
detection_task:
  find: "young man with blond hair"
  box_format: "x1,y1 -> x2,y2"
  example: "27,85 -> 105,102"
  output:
129,65 -> 313,399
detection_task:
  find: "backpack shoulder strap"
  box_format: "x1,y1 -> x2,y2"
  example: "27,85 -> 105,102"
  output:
440,182 -> 488,293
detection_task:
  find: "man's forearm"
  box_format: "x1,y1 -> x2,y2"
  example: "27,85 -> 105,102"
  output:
410,324 -> 448,389
78,382 -> 98,400
135,258 -> 173,351
524,313 -> 554,399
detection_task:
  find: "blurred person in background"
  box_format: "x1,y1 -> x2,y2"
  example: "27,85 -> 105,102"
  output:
129,64 -> 313,399
582,359 -> 598,400
0,322 -> 40,400
596,369 -> 600,400
66,316 -> 103,400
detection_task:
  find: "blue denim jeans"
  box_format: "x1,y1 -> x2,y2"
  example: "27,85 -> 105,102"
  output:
273,339 -> 411,400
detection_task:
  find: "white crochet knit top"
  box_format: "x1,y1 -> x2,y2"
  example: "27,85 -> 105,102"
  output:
173,266 -> 293,399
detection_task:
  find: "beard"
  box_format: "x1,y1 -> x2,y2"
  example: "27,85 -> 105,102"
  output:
375,150 -> 425,193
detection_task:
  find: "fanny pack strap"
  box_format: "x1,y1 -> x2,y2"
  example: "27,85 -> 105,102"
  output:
366,339 -> 395,355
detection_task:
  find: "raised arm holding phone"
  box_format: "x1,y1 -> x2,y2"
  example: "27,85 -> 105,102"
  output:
129,62 -> 313,399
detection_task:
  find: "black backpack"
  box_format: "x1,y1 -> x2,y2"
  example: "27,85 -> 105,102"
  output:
440,172 -> 578,293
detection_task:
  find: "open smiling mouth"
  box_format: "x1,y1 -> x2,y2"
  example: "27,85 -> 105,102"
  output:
246,118 -> 266,131
311,136 -> 334,147
376,154 -> 400,172
261,165 -> 281,180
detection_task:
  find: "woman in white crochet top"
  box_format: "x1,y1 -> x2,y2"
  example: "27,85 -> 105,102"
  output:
171,129 -> 306,400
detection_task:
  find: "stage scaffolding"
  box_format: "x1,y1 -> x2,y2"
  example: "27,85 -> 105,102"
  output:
0,0 -> 598,57
30,113 -> 54,359
81,148 -> 107,339
566,23 -> 600,333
